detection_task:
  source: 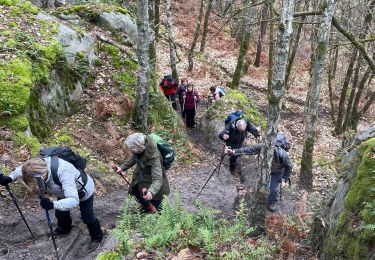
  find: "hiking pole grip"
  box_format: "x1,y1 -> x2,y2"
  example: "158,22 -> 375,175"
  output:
35,175 -> 60,260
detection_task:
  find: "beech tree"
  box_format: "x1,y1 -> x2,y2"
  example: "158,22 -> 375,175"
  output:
188,0 -> 204,71
165,0 -> 179,81
249,0 -> 294,230
133,0 -> 151,131
200,0 -> 214,53
300,0 -> 336,190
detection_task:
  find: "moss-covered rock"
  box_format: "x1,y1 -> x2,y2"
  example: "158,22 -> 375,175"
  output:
311,126 -> 375,260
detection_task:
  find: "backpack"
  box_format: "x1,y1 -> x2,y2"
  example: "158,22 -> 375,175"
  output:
150,133 -> 175,170
217,87 -> 225,97
39,147 -> 88,191
224,111 -> 245,125
275,133 -> 291,152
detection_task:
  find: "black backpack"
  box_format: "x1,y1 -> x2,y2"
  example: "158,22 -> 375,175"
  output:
39,147 -> 88,191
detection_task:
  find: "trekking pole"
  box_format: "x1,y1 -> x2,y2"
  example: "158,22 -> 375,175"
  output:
1,174 -> 35,239
197,144 -> 226,198
35,175 -> 60,260
111,164 -> 130,185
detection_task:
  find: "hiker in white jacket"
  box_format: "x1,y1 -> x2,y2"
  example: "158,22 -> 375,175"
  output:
3,157 -> 103,252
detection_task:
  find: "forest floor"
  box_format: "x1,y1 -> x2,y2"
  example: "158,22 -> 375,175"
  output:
1,1 -> 375,259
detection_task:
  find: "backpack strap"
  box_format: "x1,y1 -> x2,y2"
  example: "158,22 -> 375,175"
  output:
50,155 -> 62,187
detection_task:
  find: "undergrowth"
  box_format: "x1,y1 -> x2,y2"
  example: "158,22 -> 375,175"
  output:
97,197 -> 275,259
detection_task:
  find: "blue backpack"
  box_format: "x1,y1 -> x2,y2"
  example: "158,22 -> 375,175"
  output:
224,111 -> 245,125
217,87 -> 225,97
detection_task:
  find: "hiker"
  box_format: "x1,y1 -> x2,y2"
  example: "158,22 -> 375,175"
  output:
182,83 -> 200,128
225,143 -> 293,212
159,74 -> 178,110
177,78 -> 188,119
208,86 -> 225,104
219,116 -> 260,173
0,157 -> 104,252
113,133 -> 170,212
275,131 -> 291,152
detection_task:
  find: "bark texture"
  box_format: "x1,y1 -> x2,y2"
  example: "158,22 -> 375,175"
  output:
165,0 -> 179,82
200,0 -> 214,53
133,0 -> 151,131
254,3 -> 269,67
188,0 -> 205,71
300,0 -> 335,190
249,0 -> 295,230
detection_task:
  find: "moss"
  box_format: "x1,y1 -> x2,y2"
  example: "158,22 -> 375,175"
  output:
97,251 -> 121,260
323,138 -> 375,259
0,115 -> 29,131
0,0 -> 15,5
206,89 -> 264,128
13,132 -> 41,156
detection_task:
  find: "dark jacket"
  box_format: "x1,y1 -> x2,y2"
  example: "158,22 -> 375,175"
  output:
159,79 -> 178,95
177,84 -> 187,104
120,135 -> 170,200
183,90 -> 200,110
219,119 -> 260,149
234,144 -> 293,180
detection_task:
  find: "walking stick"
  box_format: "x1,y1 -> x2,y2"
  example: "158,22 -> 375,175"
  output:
35,175 -> 60,260
111,164 -> 130,185
1,175 -> 35,239
197,144 -> 226,198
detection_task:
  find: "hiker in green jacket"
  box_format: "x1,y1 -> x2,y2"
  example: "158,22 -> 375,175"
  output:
114,133 -> 170,212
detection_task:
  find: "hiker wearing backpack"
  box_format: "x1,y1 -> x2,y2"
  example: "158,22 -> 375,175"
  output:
225,144 -> 293,212
177,78 -> 188,119
219,113 -> 260,174
160,74 -> 178,110
1,156 -> 104,252
113,133 -> 170,213
182,83 -> 200,128
208,86 -> 225,104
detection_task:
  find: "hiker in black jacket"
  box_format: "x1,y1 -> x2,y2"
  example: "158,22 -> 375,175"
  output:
219,118 -> 260,173
226,144 -> 293,212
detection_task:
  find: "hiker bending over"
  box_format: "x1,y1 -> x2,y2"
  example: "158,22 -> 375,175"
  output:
208,86 -> 224,104
160,74 -> 178,110
219,118 -> 260,174
177,78 -> 188,119
182,83 -> 200,128
0,158 -> 103,252
226,144 -> 293,212
114,133 -> 170,213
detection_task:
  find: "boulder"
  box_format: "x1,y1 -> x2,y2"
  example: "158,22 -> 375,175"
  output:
99,11 -> 137,46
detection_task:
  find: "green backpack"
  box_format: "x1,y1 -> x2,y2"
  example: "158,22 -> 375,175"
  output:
150,133 -> 175,170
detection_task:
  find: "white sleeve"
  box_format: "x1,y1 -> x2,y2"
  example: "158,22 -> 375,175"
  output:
9,166 -> 23,181
52,165 -> 79,211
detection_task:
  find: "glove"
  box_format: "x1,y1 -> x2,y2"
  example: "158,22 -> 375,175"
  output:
40,197 -> 54,210
0,174 -> 13,186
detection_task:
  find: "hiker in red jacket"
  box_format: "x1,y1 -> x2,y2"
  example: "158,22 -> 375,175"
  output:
182,83 -> 200,128
159,75 -> 178,110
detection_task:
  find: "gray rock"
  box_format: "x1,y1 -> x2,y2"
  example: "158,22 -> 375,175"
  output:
199,116 -> 223,153
99,12 -> 137,46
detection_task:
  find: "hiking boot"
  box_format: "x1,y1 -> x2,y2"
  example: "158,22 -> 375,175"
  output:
267,202 -> 277,212
53,227 -> 71,236
87,240 -> 101,253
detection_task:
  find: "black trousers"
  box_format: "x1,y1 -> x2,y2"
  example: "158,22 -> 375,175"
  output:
55,196 -> 103,242
185,109 -> 196,128
131,184 -> 162,212
164,93 -> 177,110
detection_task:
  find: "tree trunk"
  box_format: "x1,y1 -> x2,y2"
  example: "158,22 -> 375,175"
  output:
230,0 -> 256,89
334,49 -> 357,135
200,0 -> 214,53
154,0 -> 160,40
133,0 -> 151,131
327,46 -> 338,123
149,0 -> 157,91
254,3 -> 269,67
300,0 -> 335,190
249,0 -> 294,231
267,0 -> 275,91
165,0 -> 179,82
187,0 -> 205,72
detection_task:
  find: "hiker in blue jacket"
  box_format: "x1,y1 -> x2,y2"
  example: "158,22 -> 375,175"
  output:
219,117 -> 260,174
226,144 -> 293,212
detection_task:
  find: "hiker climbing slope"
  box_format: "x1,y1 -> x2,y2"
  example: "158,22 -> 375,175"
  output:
113,133 -> 170,213
182,83 -> 200,128
0,155 -> 104,252
226,143 -> 293,212
177,78 -> 189,119
219,112 -> 260,174
159,74 -> 178,110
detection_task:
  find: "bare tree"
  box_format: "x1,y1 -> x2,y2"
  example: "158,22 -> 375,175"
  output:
254,3 -> 269,67
249,0 -> 295,230
188,0 -> 205,71
155,0 -> 160,40
200,0 -> 214,53
230,0 -> 256,89
300,0 -> 336,190
165,0 -> 179,82
133,0 -> 151,131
